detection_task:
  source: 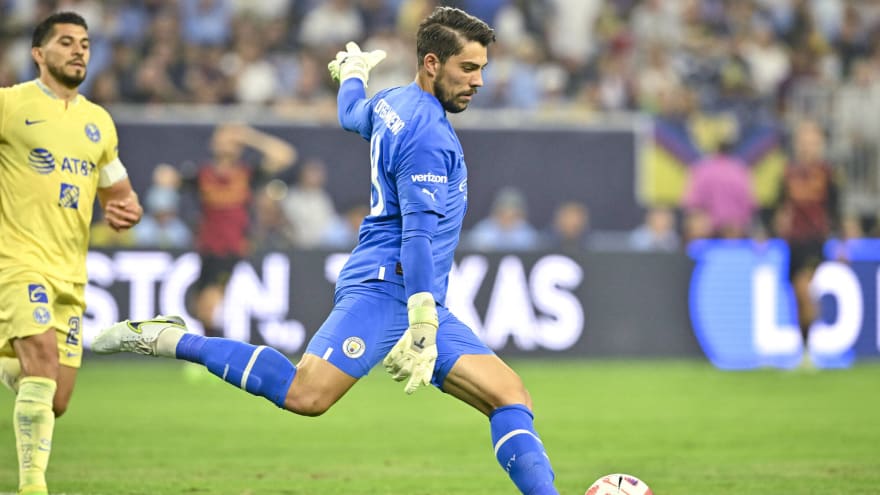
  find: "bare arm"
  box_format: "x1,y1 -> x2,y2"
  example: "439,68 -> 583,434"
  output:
238,125 -> 298,175
97,178 -> 143,231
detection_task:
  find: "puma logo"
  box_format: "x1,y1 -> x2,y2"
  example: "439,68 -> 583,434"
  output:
421,187 -> 437,202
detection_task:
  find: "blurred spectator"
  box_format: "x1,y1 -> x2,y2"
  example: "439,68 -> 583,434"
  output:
134,164 -> 193,249
298,0 -> 364,49
274,49 -> 336,117
682,208 -> 713,245
629,207 -> 680,252
682,141 -> 757,239
586,49 -> 636,112
280,157 -> 339,248
129,11 -> 186,103
359,0 -> 399,34
544,0 -> 602,91
321,203 -> 371,249
251,180 -> 297,254
88,70 -> 120,105
227,17 -> 281,104
478,35 -> 542,109
833,59 -> 880,221
834,59 -> 880,146
635,45 -> 681,114
359,28 -> 413,92
629,0 -> 681,49
182,44 -> 233,104
186,123 -> 297,336
466,187 -> 541,251
451,0 -> 509,26
834,4 -> 870,79
841,214 -> 865,241
740,22 -> 791,99
231,0 -> 291,21
545,200 -> 591,253
180,0 -> 232,46
397,0 -> 440,45
772,119 -> 841,351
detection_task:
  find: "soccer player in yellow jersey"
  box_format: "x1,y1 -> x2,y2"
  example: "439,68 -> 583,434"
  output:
0,12 -> 143,495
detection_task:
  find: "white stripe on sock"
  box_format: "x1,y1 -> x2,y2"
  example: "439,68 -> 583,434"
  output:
240,346 -> 266,390
493,429 -> 542,456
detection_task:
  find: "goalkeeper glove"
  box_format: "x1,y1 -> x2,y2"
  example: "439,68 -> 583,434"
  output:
383,292 -> 438,395
328,41 -> 387,86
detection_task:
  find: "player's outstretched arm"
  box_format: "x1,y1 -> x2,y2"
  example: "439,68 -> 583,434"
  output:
98,178 -> 142,231
328,41 -> 385,136
229,124 -> 297,175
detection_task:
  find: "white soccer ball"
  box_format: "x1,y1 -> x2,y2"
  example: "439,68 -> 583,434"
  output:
585,473 -> 653,495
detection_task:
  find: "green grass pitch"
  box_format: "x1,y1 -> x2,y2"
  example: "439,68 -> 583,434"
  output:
1,358 -> 878,494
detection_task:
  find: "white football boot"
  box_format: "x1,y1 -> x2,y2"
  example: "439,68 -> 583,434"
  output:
92,315 -> 187,356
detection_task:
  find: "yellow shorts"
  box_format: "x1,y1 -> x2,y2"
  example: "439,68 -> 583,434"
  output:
0,267 -> 86,368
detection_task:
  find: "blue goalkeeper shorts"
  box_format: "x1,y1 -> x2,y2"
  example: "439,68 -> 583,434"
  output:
304,280 -> 493,387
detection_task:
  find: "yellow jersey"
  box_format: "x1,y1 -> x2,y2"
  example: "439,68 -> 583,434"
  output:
0,79 -> 119,283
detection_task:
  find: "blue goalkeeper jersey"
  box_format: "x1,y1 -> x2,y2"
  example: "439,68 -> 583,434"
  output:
335,81 -> 468,306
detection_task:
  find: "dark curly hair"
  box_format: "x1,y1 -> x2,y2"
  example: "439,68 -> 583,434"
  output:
32,11 -> 88,48
416,7 -> 495,67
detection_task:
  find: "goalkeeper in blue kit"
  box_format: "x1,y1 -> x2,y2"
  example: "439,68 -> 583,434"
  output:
93,7 -> 559,494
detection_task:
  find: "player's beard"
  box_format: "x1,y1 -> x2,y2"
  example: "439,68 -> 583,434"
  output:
433,70 -> 472,114
47,61 -> 86,89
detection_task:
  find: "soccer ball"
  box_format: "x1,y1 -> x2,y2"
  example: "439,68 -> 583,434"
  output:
585,473 -> 653,495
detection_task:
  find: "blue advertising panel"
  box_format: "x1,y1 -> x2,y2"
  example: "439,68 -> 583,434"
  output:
689,239 -> 880,369
824,239 -> 880,361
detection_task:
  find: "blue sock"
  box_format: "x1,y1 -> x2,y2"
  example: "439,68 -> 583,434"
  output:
175,334 -> 296,408
490,404 -> 558,495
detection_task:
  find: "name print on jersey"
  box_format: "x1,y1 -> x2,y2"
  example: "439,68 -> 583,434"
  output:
374,98 -> 405,135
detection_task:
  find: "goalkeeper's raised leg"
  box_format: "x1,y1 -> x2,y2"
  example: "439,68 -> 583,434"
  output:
92,315 -> 357,416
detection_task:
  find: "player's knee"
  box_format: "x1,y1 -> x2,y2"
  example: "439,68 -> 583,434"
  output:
285,391 -> 335,417
52,389 -> 72,417
520,387 -> 533,411
52,400 -> 69,418
498,377 -> 532,410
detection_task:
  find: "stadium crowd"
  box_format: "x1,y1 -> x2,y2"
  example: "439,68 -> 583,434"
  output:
2,0 -> 880,249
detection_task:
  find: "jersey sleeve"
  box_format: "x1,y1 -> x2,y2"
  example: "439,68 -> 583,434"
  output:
0,88 -> 8,139
337,79 -> 374,140
98,110 -> 120,169
396,123 -> 450,217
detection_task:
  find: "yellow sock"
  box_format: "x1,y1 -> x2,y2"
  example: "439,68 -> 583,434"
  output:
14,377 -> 57,494
0,356 -> 22,393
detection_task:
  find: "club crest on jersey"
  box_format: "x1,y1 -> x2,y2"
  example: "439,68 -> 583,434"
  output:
33,306 -> 51,325
28,148 -> 56,174
343,337 -> 366,358
59,183 -> 80,209
28,284 -> 49,303
85,123 -> 101,142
